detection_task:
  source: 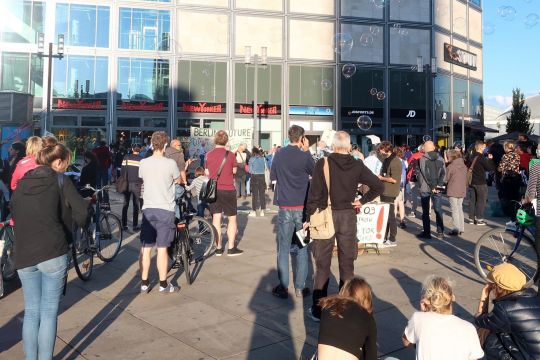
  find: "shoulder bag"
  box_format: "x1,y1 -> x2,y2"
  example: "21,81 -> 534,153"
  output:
467,155 -> 480,187
309,158 -> 335,240
115,158 -> 129,193
200,150 -> 229,204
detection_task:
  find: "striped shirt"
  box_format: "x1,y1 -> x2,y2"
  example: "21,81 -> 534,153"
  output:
525,162 -> 540,216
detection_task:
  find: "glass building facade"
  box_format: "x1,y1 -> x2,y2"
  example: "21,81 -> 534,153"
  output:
0,0 -> 483,149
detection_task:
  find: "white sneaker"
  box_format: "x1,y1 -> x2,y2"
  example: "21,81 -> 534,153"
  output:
259,209 -> 265,217
248,211 -> 257,217
379,240 -> 397,248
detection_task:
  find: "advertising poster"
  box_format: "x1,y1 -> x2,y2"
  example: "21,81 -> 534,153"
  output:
1,123 -> 33,159
356,203 -> 390,244
188,127 -> 252,156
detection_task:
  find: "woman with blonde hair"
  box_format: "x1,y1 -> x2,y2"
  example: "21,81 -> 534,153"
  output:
403,276 -> 484,359
317,277 -> 377,360
11,136 -> 43,191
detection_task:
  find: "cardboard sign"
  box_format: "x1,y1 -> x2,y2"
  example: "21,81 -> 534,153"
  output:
188,127 -> 252,156
319,129 -> 336,147
356,203 -> 389,244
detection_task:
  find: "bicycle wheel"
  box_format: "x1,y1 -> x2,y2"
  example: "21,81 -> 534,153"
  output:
187,216 -> 217,262
72,227 -> 94,281
1,229 -> 16,281
475,228 -> 538,287
97,213 -> 123,262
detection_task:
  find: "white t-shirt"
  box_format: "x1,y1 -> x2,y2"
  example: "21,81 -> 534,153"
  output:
404,312 -> 484,360
139,155 -> 180,212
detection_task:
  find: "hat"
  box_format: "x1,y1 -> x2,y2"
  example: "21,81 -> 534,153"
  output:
487,263 -> 526,292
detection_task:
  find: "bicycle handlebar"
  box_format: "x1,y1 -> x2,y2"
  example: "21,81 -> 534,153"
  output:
82,184 -> 111,194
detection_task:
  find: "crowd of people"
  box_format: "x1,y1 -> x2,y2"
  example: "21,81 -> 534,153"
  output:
4,127 -> 540,360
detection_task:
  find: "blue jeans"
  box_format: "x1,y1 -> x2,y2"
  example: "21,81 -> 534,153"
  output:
197,200 -> 208,217
17,254 -> 68,360
277,208 -> 308,290
421,192 -> 444,234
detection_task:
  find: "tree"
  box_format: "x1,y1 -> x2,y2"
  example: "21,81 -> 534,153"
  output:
506,88 -> 532,134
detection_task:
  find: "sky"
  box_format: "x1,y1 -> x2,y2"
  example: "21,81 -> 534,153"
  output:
483,0 -> 540,110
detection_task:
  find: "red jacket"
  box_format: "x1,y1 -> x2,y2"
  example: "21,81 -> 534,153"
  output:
406,151 -> 424,182
11,155 -> 38,191
93,146 -> 112,171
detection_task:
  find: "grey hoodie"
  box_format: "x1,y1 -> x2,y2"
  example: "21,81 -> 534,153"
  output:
418,151 -> 446,194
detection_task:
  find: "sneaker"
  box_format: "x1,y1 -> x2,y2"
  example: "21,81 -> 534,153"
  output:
476,220 -> 487,226
140,284 -> 150,294
379,239 -> 397,248
447,230 -> 459,236
215,248 -> 223,256
248,211 -> 257,217
308,307 -> 321,322
467,219 -> 476,224
227,247 -> 244,256
416,232 -> 432,240
272,285 -> 289,299
436,232 -> 444,239
259,209 -> 265,217
159,284 -> 179,294
399,221 -> 407,229
295,288 -> 311,298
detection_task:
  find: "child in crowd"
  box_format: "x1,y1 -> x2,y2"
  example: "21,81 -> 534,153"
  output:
186,166 -> 209,218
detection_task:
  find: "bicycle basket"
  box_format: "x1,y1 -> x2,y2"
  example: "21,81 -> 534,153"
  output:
516,203 -> 535,227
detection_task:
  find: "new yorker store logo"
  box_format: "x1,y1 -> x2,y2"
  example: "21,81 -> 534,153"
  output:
178,102 -> 226,113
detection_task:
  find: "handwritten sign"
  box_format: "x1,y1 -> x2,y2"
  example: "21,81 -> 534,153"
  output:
356,203 -> 389,244
188,127 -> 252,156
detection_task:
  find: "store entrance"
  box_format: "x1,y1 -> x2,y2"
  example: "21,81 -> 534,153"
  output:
116,130 -> 154,148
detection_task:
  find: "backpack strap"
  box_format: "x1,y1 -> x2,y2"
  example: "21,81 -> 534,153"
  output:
323,157 -> 331,206
216,150 -> 229,181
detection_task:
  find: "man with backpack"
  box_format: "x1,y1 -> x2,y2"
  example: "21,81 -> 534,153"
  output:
416,141 -> 446,240
406,145 -> 424,217
468,141 -> 495,226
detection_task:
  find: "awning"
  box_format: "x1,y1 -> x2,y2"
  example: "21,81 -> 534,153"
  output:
466,123 -> 499,133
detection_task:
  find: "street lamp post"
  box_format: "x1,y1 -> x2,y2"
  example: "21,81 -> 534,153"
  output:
244,46 -> 267,148
461,98 -> 466,151
37,33 -> 64,134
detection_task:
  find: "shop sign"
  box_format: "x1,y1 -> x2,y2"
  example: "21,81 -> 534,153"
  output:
341,107 -> 383,118
117,100 -> 167,111
289,106 -> 334,116
453,113 -> 480,123
443,43 -> 477,71
390,109 -> 426,119
53,98 -> 106,110
178,102 -> 226,113
235,103 -> 281,116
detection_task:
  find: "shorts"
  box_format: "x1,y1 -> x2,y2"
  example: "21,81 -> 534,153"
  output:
140,208 -> 175,248
209,189 -> 237,217
395,188 -> 405,202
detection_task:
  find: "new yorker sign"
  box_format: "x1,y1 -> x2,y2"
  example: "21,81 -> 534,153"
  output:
443,43 -> 477,71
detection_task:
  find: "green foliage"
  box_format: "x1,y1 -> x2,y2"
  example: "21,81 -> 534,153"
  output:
506,88 -> 532,134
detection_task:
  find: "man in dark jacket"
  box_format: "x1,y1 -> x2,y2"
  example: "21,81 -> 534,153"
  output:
416,141 -> 446,239
121,144 -> 143,231
306,131 -> 383,320
377,141 -> 402,247
468,141 -> 495,226
270,125 -> 314,299
475,263 -> 540,359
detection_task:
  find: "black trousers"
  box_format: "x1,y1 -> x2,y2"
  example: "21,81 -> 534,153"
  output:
122,185 -> 141,227
381,195 -> 397,241
311,209 -> 357,318
469,184 -> 488,221
536,217 -> 540,294
250,174 -> 266,211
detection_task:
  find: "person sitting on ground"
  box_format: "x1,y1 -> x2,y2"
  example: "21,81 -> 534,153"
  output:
317,277 -> 377,360
475,263 -> 540,359
403,276 -> 484,360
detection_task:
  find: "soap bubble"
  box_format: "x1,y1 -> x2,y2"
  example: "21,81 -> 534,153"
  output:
371,0 -> 386,8
422,135 -> 431,142
370,88 -> 378,96
524,13 -> 539,28
376,91 -> 386,100
369,26 -> 380,36
333,33 -> 354,54
342,63 -> 357,79
321,79 -> 332,91
359,33 -> 374,47
498,6 -> 516,21
357,115 -> 373,130
483,22 -> 496,35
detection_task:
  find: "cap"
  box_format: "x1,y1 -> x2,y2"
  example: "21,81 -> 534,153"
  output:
487,263 -> 526,292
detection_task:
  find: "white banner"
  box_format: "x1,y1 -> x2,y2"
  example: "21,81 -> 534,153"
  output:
356,203 -> 390,244
188,127 -> 252,156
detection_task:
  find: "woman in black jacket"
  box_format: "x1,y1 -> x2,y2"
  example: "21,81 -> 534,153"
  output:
79,151 -> 98,198
475,263 -> 540,359
11,143 -> 89,360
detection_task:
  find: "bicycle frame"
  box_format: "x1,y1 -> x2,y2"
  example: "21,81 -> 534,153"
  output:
504,222 -> 536,260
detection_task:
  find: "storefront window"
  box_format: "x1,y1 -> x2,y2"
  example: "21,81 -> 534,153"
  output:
341,0 -> 383,19
117,117 -> 141,127
117,58 -> 169,101
1,0 -> 45,43
55,4 -> 110,47
390,70 -> 426,110
81,117 -> 106,126
143,118 -> 167,127
53,116 -> 77,126
341,68 -> 384,109
178,60 -> 227,103
390,27 -> 430,65
390,0 -> 430,23
470,82 -> 483,120
53,55 -> 108,98
434,74 -> 451,112
453,77 -> 469,114
178,118 -> 201,137
289,65 -> 334,107
340,24 -> 383,64
204,119 -> 225,129
119,8 -> 170,51
1,52 -> 44,98
235,63 -> 281,105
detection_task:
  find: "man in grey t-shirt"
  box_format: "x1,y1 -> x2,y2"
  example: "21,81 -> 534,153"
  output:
138,131 -> 181,294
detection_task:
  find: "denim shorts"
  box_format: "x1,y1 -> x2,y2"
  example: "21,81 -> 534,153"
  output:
140,208 -> 175,248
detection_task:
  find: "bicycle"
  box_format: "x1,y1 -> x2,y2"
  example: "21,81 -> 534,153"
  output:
168,187 -> 217,285
0,219 -> 16,297
72,185 -> 123,281
474,203 -> 538,287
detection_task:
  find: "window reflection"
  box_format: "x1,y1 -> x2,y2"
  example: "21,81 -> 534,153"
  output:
117,58 -> 169,101
53,55 -> 108,98
1,0 -> 45,43
55,3 -> 109,47
119,8 -> 170,51
1,53 -> 43,99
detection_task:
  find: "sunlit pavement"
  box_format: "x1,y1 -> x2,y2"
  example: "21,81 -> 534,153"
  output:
0,188 -> 512,359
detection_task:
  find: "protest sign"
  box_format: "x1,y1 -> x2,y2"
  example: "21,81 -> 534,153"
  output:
320,129 -> 336,147
356,203 -> 389,244
188,127 -> 252,156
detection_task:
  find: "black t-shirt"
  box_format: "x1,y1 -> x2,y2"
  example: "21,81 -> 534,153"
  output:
318,301 -> 377,360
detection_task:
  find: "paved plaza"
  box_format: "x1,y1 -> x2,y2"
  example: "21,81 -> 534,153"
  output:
1,190 -> 509,359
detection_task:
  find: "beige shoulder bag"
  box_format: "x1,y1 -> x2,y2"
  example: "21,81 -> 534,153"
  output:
309,158 -> 335,240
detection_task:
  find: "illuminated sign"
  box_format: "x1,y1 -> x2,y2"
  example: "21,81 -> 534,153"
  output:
178,102 -> 226,113
444,43 -> 477,71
